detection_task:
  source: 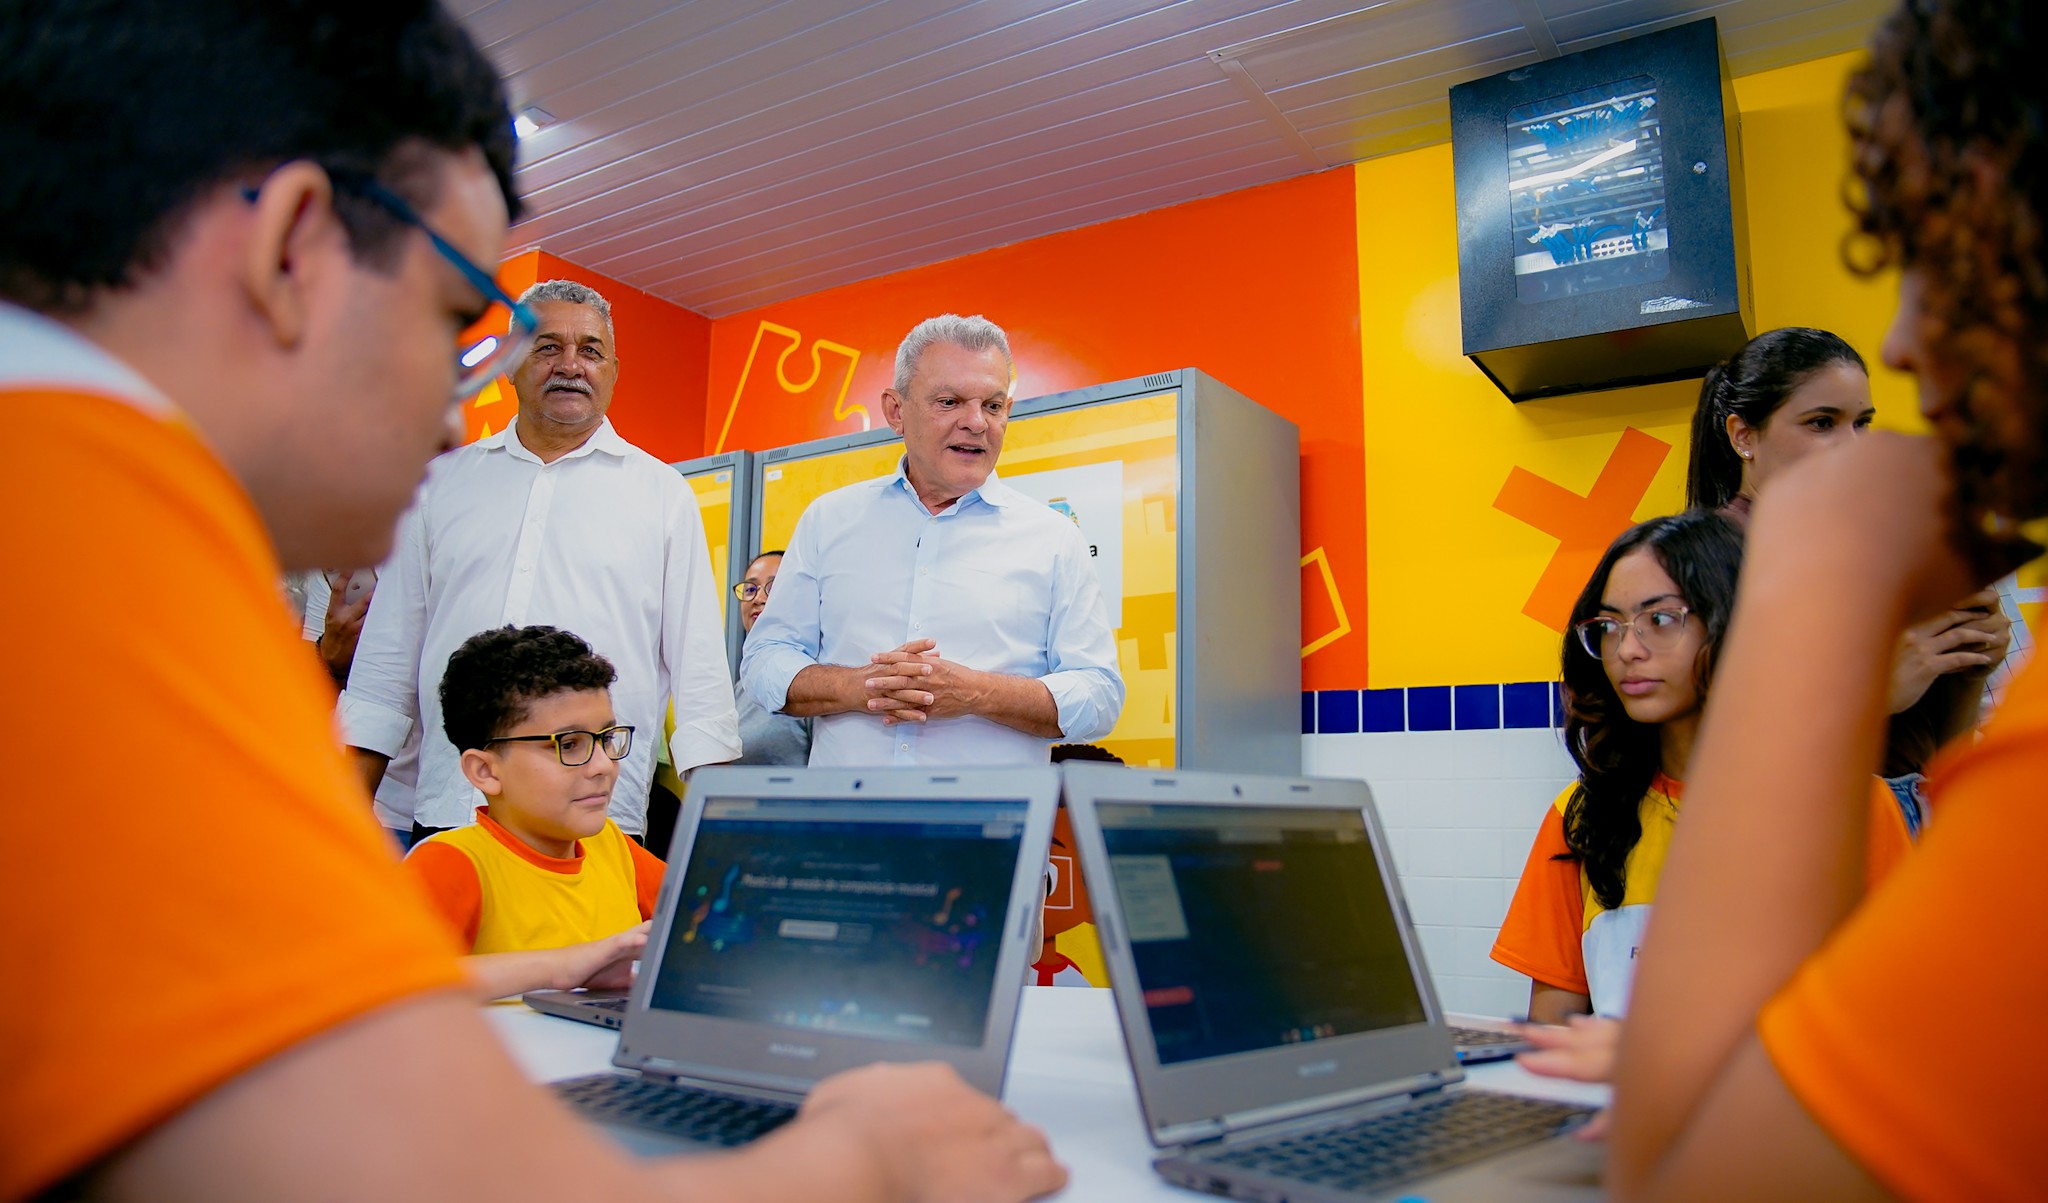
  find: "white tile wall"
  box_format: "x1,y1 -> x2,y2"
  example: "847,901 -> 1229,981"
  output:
1304,727 -> 1576,1018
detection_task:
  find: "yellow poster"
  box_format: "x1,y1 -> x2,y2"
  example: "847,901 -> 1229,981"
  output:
684,467 -> 736,622
758,392 -> 1180,766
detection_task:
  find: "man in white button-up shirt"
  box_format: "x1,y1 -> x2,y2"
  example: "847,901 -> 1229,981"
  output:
741,314 -> 1124,767
342,280 -> 740,835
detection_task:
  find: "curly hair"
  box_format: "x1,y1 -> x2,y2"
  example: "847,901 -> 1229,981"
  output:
439,626 -> 617,753
1846,0 -> 2048,552
1685,328 -> 1867,510
1557,512 -> 1745,911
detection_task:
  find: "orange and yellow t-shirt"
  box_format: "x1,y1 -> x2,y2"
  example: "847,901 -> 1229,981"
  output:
0,324 -> 465,1200
405,807 -> 665,952
1494,773 -> 1913,1006
1759,655 -> 2048,1202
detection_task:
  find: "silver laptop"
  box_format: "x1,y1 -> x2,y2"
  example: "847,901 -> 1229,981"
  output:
534,765 -> 1058,1155
1061,763 -> 1597,1202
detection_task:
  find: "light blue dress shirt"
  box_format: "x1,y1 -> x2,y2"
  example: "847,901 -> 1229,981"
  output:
740,460 -> 1125,767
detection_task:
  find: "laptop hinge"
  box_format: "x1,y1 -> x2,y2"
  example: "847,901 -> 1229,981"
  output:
619,1058 -> 808,1105
1161,1119 -> 1230,1146
1203,1070 -> 1461,1141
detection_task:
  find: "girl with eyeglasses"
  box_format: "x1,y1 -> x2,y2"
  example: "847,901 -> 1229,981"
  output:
1491,510 -> 1916,1028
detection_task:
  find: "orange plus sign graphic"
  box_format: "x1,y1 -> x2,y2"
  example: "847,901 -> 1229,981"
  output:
1493,427 -> 1672,631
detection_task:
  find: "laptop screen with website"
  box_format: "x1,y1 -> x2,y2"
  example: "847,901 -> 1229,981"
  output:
646,797 -> 1026,1050
1097,802 -> 1427,1066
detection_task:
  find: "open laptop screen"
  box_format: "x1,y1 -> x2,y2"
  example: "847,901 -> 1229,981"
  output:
645,797 -> 1026,1050
1097,802 -> 1426,1066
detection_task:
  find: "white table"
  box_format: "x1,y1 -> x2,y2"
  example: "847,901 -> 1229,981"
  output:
487,987 -> 1609,1200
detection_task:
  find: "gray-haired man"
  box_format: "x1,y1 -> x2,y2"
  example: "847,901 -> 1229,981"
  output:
741,313 -> 1124,767
344,279 -> 740,837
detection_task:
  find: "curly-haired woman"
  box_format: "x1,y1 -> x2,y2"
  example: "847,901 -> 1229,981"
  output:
1610,2 -> 2048,1197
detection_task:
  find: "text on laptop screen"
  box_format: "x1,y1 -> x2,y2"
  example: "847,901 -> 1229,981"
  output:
1097,802 -> 1426,1066
647,798 -> 1026,1049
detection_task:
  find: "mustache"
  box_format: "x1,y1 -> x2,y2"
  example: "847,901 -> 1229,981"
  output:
543,376 -> 593,395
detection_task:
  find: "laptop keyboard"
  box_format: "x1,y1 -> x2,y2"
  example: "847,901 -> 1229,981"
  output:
1203,1091 -> 1594,1195
1449,1024 -> 1524,1047
553,1073 -> 798,1147
587,997 -> 629,1013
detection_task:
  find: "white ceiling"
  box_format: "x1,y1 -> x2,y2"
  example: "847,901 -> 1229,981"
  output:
456,0 -> 1889,317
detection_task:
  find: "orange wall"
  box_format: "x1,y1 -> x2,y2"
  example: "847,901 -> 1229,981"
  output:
701,168 -> 1369,691
460,250 -> 712,463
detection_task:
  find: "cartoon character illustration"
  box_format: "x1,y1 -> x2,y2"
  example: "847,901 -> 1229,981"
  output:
1034,743 -> 1121,987
1032,803 -> 1102,986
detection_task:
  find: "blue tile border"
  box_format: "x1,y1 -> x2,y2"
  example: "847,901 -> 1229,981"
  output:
1361,689 -> 1405,733
1502,682 -> 1551,728
1296,681 -> 1568,734
1406,685 -> 1451,731
1452,684 -> 1499,730
1316,689 -> 1360,735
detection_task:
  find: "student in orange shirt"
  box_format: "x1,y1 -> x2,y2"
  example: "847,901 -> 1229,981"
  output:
406,625 -> 663,1001
1607,1 -> 2048,1198
0,3 -> 1062,1200
1492,512 -> 1912,1026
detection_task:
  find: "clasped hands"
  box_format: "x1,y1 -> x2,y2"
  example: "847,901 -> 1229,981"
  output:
1887,587 -> 2011,713
860,638 -> 984,725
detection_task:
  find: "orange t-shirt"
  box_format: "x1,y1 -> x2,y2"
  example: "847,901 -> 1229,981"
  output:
0,373 -> 465,1200
1494,774 -> 1914,999
1759,656 -> 2048,1201
406,807 -> 666,948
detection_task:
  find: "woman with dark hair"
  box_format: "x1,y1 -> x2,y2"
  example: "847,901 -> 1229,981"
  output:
1610,1 -> 2048,1195
1492,512 -> 1912,1025
1687,327 -> 2008,788
1686,326 -> 1873,516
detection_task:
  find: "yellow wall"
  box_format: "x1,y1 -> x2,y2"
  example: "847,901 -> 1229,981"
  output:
1359,52 -> 1909,688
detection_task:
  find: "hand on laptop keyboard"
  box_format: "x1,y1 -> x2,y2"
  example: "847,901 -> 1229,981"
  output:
800,1062 -> 1069,1202
1515,1014 -> 1621,1083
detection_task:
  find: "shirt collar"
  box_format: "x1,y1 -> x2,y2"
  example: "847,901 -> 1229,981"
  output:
473,805 -> 586,872
486,414 -> 632,465
886,455 -> 1018,512
0,302 -> 175,414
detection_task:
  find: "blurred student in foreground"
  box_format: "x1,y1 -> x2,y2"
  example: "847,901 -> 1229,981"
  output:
1608,1 -> 2048,1198
0,2 -> 1062,1200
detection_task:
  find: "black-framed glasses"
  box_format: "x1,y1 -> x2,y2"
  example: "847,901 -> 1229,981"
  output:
242,166 -> 537,399
1572,607 -> 1693,659
734,579 -> 774,602
486,725 -> 634,767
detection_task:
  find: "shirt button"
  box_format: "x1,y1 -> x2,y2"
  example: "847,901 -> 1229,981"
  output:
899,743 -> 909,752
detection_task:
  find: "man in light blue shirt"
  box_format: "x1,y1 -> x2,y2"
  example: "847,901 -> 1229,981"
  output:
741,314 -> 1125,766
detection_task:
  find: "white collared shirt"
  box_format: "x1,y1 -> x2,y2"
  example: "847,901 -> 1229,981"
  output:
341,416 -> 740,832
740,460 -> 1124,767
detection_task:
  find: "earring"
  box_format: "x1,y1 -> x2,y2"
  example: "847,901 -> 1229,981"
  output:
1739,450 -> 1752,460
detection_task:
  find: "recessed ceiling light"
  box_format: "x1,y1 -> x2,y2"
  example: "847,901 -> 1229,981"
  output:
512,105 -> 555,139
